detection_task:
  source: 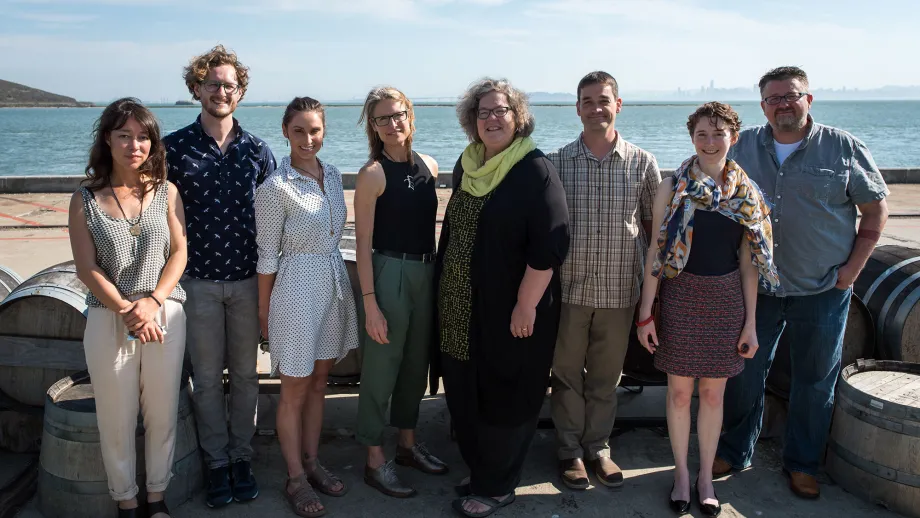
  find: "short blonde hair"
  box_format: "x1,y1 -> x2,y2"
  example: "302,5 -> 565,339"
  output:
456,78 -> 535,143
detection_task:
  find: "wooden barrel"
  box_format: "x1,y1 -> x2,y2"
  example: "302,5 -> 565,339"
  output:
38,370 -> 202,518
854,245 -> 920,363
328,249 -> 364,384
0,264 -> 23,299
825,359 -> 920,517
0,261 -> 89,406
767,293 -> 876,399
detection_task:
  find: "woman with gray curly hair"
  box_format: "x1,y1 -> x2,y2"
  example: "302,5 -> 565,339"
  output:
435,78 -> 570,517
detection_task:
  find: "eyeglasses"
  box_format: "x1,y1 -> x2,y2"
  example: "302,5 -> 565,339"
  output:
763,92 -> 807,105
372,111 -> 408,127
477,106 -> 512,120
200,81 -> 241,94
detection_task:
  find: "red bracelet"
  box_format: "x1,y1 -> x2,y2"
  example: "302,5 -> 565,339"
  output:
636,315 -> 654,327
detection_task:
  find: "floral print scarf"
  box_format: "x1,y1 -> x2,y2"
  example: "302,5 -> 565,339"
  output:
651,156 -> 780,292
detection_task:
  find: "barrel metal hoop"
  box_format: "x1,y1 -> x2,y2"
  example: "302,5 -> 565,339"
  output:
863,255 -> 920,305
877,271 -> 920,355
889,285 -> 920,361
0,283 -> 89,317
836,392 -> 920,437
828,439 -> 920,488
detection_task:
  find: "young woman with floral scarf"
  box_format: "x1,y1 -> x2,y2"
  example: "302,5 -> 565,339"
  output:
637,102 -> 779,517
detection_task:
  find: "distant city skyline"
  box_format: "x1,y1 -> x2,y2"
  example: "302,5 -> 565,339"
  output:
2,0 -> 918,104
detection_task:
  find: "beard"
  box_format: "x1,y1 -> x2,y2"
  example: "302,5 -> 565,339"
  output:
203,97 -> 236,119
774,110 -> 808,133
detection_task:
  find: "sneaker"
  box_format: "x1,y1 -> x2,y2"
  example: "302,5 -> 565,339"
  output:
206,465 -> 233,508
230,459 -> 259,502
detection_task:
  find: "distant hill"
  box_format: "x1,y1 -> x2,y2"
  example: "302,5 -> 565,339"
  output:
0,79 -> 93,107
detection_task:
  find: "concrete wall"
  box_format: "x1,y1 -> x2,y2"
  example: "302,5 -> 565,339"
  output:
2,168 -> 919,193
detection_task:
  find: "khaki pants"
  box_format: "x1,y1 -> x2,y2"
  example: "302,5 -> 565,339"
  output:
83,299 -> 186,501
550,303 -> 633,461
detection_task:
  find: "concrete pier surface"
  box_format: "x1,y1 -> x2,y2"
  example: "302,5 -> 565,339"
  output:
2,186 -> 918,517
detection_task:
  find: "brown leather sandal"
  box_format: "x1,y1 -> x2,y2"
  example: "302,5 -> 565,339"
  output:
304,458 -> 348,497
284,474 -> 326,518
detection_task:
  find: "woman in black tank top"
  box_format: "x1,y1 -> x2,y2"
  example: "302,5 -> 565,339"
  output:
353,87 -> 448,496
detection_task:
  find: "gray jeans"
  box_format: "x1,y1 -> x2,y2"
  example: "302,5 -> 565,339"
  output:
183,275 -> 260,468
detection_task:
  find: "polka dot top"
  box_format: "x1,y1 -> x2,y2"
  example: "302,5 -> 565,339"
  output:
81,184 -> 186,308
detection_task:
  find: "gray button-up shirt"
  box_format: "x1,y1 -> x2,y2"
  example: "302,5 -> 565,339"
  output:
728,116 -> 889,296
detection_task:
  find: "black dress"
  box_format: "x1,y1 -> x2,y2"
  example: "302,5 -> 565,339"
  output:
434,148 -> 570,496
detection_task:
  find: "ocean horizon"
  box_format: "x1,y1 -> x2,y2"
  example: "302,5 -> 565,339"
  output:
2,100 -> 919,175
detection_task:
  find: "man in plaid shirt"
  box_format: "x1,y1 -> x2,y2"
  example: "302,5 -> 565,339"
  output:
547,71 -> 661,490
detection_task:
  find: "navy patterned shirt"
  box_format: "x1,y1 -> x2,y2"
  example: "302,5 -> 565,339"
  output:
165,115 -> 276,281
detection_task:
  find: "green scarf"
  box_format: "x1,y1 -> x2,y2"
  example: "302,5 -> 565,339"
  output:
460,136 -> 537,197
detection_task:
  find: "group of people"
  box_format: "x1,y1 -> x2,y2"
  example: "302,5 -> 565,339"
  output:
67,42 -> 890,518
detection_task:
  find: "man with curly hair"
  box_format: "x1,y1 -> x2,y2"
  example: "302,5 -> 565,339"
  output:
715,65 -> 889,500
164,44 -> 276,508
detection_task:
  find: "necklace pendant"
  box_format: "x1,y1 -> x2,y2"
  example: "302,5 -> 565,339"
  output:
129,224 -> 141,237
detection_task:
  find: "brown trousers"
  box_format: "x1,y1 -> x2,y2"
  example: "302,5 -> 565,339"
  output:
550,303 -> 633,460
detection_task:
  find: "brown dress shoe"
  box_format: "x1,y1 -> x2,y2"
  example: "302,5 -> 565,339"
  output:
560,458 -> 589,490
592,457 -> 624,488
712,457 -> 733,478
785,470 -> 820,499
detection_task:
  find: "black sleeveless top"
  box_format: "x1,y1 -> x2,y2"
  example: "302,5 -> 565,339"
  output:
683,209 -> 745,276
372,152 -> 437,254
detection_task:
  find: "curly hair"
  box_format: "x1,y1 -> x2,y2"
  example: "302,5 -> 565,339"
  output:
83,98 -> 166,193
456,78 -> 535,144
357,86 -> 416,166
758,66 -> 809,94
183,44 -> 250,101
686,101 -> 742,137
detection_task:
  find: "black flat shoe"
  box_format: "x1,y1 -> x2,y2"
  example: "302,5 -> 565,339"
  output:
695,479 -> 722,517
117,506 -> 138,518
669,482 -> 690,514
147,499 -> 169,517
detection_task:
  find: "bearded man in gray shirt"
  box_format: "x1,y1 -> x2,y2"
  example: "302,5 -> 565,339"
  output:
714,66 -> 889,500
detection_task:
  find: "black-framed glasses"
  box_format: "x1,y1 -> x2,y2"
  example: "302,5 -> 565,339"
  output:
200,81 -> 241,94
763,92 -> 807,105
372,111 -> 408,127
477,106 -> 512,120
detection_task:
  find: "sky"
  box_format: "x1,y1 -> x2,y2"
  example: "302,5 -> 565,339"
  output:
1,0 -> 918,103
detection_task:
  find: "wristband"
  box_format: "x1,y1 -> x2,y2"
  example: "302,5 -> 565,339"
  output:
149,294 -> 163,307
362,291 -> 375,297
856,229 -> 881,242
636,315 -> 654,328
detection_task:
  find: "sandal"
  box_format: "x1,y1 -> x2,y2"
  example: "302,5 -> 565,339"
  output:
305,457 -> 348,497
451,493 -> 516,517
284,474 -> 326,518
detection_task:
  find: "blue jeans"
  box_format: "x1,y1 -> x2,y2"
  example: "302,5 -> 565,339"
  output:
717,287 -> 851,475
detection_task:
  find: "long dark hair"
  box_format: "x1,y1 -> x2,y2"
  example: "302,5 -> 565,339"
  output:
83,97 -> 166,193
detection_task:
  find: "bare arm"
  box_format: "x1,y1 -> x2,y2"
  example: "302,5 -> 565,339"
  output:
355,162 -> 389,344
152,182 -> 187,303
420,153 -> 439,178
637,177 -> 673,320
68,191 -> 131,312
738,238 -> 759,327
837,199 -> 889,287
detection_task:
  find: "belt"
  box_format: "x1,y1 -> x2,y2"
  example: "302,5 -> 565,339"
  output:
375,249 -> 436,263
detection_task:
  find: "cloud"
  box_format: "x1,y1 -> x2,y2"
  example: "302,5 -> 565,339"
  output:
12,12 -> 98,23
